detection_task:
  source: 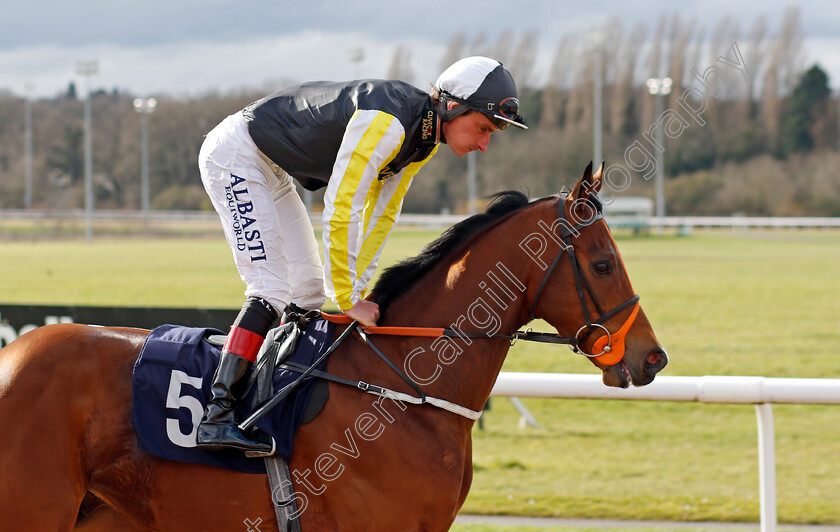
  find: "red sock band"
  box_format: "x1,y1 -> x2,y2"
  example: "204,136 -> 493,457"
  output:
223,326 -> 265,362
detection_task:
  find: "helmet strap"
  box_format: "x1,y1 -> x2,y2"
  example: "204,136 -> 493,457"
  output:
437,95 -> 471,124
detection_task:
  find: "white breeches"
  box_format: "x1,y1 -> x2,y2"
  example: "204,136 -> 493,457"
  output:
198,111 -> 326,314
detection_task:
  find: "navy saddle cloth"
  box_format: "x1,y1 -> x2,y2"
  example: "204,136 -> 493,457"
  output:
131,318 -> 334,474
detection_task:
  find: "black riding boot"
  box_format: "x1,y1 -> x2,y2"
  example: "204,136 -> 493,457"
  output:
196,296 -> 279,455
196,350 -> 275,455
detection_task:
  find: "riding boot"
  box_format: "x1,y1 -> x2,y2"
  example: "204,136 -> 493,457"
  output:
195,350 -> 275,454
196,296 -> 278,455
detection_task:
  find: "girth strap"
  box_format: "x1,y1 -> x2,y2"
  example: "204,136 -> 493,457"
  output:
264,456 -> 302,532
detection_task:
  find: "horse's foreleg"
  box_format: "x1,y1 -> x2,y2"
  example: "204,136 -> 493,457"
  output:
0,335 -> 91,530
456,431 -> 474,511
73,494 -> 151,532
0,444 -> 87,530
1,325 -> 151,531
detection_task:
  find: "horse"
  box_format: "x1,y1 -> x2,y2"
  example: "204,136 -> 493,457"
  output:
0,163 -> 667,531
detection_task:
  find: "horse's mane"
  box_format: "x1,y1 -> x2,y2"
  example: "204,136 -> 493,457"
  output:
371,190 -> 532,311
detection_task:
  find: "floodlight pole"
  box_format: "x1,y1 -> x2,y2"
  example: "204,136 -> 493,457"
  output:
24,82 -> 34,209
133,97 -> 157,220
347,46 -> 364,79
77,60 -> 98,241
467,151 -> 477,215
647,76 -> 672,234
588,30 -> 605,167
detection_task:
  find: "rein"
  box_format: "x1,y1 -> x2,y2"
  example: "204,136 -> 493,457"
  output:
320,194 -> 640,367
241,194 -> 641,428
320,312 -> 575,346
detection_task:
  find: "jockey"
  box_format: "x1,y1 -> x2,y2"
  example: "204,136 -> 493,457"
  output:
196,56 -> 527,454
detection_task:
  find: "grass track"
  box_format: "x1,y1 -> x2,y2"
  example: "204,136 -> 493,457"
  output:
1,227 -> 838,524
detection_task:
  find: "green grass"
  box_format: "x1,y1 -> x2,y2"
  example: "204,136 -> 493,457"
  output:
471,230 -> 840,524
449,526 -> 753,532
1,227 -> 839,525
0,229 -> 437,310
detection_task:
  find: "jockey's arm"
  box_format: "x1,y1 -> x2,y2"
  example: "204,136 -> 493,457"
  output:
321,109 -> 406,323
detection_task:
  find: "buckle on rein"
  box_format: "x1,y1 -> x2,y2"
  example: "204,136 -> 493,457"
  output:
508,327 -> 532,346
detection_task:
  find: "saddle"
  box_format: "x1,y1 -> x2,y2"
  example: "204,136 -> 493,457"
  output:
131,315 -> 335,474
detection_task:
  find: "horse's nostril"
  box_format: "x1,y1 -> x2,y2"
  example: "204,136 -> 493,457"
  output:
645,347 -> 668,370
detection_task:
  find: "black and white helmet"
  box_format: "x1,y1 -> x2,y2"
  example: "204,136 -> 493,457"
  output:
435,56 -> 527,130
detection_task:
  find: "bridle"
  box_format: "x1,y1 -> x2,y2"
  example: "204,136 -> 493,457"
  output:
315,193 -> 641,367
524,193 -> 640,366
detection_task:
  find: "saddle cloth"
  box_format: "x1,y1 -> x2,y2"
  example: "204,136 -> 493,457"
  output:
131,318 -> 334,474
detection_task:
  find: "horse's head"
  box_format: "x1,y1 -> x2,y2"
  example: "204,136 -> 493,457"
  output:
529,162 -> 667,388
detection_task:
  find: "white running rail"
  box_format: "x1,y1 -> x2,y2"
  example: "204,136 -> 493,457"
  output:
490,373 -> 840,532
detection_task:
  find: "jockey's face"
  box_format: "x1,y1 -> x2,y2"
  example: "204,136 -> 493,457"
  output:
441,102 -> 499,157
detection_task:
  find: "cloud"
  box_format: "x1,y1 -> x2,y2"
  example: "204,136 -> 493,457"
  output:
0,31 -> 446,98
4,0 -> 840,51
3,1 -> 840,98
0,0 -> 477,49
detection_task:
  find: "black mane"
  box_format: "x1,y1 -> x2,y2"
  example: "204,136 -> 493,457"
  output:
371,190 -> 532,311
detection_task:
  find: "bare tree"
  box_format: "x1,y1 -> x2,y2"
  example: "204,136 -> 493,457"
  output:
509,29 -> 539,88
687,24 -> 705,77
564,39 -> 591,132
705,15 -> 743,101
744,16 -> 768,107
541,35 -> 575,127
761,41 -> 781,141
760,8 -> 805,146
490,29 -> 514,66
594,18 -> 621,138
610,23 -> 646,137
439,32 -> 467,72
386,45 -> 415,85
599,17 -> 622,88
776,6 -> 805,96
642,14 -> 668,126
668,15 -> 697,99
469,32 -> 490,57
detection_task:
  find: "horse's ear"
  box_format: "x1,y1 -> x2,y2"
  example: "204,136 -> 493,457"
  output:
593,160 -> 605,182
568,161 -> 603,201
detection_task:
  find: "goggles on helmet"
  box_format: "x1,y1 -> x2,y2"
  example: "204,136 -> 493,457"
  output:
441,90 -> 526,131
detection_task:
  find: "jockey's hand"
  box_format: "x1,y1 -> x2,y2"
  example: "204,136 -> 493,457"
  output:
344,299 -> 380,328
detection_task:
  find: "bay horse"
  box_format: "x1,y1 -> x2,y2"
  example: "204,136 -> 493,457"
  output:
0,163 -> 667,531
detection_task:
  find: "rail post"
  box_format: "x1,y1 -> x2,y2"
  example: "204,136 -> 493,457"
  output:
755,403 -> 777,532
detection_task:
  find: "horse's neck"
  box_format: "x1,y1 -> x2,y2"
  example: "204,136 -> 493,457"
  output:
381,223 -> 535,412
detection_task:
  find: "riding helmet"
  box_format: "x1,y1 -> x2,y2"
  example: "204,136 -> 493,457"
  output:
435,56 -> 527,130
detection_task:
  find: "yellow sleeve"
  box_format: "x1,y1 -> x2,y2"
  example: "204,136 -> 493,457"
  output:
353,146 -> 439,297
321,109 -> 404,311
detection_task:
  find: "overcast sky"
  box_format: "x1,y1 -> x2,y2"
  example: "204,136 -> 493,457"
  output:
2,0 -> 839,99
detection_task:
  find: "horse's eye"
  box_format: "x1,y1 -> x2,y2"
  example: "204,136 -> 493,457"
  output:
593,260 -> 613,274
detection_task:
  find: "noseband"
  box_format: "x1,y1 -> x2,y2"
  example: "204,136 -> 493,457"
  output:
527,194 -> 640,366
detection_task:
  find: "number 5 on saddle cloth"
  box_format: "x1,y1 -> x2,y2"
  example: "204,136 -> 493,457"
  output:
131,316 -> 335,474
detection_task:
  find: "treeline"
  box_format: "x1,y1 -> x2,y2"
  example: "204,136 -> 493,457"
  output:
1,8 -> 838,216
